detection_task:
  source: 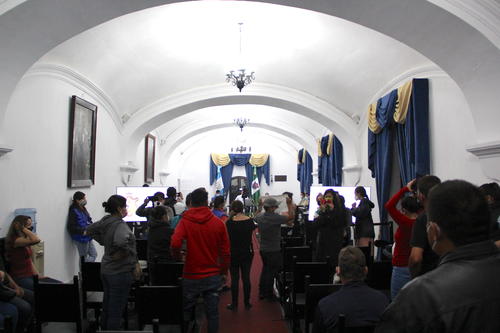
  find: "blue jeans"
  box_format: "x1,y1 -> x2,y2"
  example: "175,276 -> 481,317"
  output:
259,251 -> 282,298
101,272 -> 134,330
183,275 -> 222,333
15,276 -> 61,291
0,301 -> 18,332
391,266 -> 411,300
74,241 -> 97,262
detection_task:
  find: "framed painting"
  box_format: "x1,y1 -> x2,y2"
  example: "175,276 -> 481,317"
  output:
144,133 -> 156,183
68,95 -> 97,188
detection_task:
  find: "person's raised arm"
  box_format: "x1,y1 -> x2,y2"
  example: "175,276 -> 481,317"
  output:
14,227 -> 40,248
135,198 -> 150,217
285,197 -> 295,226
384,186 -> 411,226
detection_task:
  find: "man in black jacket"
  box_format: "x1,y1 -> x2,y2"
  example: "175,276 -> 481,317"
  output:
376,180 -> 500,333
313,246 -> 388,333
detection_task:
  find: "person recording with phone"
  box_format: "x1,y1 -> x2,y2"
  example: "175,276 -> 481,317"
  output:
315,189 -> 347,268
135,192 -> 166,239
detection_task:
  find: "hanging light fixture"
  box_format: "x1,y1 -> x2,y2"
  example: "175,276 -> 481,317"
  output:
234,117 -> 249,131
226,23 -> 255,92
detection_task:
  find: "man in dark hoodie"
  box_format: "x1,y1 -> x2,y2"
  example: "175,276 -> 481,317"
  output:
171,188 -> 230,333
164,187 -> 178,213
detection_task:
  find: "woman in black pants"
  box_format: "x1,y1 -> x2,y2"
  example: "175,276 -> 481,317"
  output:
226,200 -> 257,310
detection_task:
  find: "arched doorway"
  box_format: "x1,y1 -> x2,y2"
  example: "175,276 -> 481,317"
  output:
230,176 -> 248,203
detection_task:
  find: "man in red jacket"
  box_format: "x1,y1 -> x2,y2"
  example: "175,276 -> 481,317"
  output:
171,187 -> 230,333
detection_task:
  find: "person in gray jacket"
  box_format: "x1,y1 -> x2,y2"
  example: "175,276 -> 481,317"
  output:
86,195 -> 138,330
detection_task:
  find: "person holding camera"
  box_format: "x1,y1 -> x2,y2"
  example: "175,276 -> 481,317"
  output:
384,180 -> 420,300
135,192 -> 165,239
67,191 -> 97,262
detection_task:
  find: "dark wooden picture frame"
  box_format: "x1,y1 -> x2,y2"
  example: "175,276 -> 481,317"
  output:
144,134 -> 156,183
68,95 -> 98,188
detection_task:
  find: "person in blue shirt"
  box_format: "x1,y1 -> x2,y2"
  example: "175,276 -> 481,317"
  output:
67,191 -> 97,262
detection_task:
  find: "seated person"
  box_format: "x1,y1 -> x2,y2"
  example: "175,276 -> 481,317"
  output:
0,270 -> 32,333
5,216 -> 59,291
376,180 -> 500,333
313,246 -> 389,333
5,215 -> 41,291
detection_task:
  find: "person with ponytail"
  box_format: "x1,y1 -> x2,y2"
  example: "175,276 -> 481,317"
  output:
351,186 -> 375,248
86,195 -> 138,330
67,191 -> 97,262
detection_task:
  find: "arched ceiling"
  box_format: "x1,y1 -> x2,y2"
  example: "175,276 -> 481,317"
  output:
37,1 -> 433,122
1,0 -> 500,151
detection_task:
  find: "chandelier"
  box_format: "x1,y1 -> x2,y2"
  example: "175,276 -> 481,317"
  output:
234,118 -> 249,132
226,69 -> 255,92
226,23 -> 255,92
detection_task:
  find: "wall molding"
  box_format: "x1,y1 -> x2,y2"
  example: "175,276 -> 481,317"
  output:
466,140 -> 500,181
429,0 -> 500,49
0,0 -> 27,15
25,63 -> 123,133
0,146 -> 13,157
466,140 -> 500,157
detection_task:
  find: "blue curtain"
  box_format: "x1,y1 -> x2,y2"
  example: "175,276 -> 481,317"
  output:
229,154 -> 251,166
395,79 -> 430,184
220,164 -> 234,193
209,158 -> 234,192
319,136 -> 332,185
210,154 -> 271,191
318,135 -> 343,186
297,149 -> 313,194
332,137 -> 343,186
368,89 -> 398,247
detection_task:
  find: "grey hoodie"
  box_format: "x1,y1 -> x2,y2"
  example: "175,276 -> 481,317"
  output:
86,215 -> 137,275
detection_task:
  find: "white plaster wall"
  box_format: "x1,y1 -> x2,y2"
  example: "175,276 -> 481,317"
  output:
428,77 -> 490,186
163,127 -> 303,203
0,74 -> 123,282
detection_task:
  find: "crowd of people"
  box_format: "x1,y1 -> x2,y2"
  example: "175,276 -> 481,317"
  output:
0,178 -> 499,332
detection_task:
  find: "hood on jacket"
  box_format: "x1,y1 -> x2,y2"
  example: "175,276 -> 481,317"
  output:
149,217 -> 171,230
95,214 -> 122,230
363,198 -> 375,209
182,206 -> 216,224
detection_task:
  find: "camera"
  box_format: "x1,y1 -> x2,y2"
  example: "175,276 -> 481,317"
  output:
148,195 -> 157,201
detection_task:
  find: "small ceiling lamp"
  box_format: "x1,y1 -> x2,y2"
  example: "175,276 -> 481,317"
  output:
226,23 -> 255,92
234,118 -> 249,132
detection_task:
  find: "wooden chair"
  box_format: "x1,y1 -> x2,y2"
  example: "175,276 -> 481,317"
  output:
278,246 -> 312,303
282,236 -> 305,248
357,244 -> 373,268
336,314 -> 375,333
96,318 -> 159,333
304,276 -> 342,333
291,260 -> 333,332
148,262 -> 184,286
135,284 -> 184,333
34,275 -> 88,333
0,315 -> 14,333
136,239 -> 148,261
80,256 -> 103,321
366,261 -> 392,291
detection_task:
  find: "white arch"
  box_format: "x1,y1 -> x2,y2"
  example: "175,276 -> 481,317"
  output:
160,122 -> 316,169
1,0 -> 500,146
123,83 -> 359,167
